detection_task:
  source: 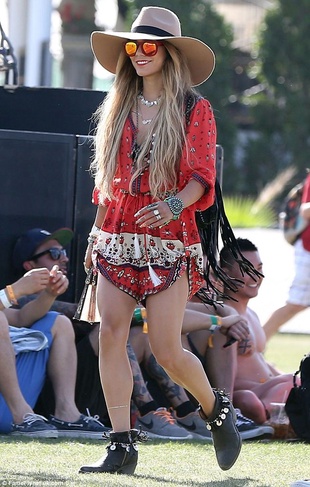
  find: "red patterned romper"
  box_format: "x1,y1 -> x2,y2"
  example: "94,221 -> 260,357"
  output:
92,97 -> 216,302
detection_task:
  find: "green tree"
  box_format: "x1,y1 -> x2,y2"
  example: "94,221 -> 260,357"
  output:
243,0 -> 310,197
122,0 -> 237,191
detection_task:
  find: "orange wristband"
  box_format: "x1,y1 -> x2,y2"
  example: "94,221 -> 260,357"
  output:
216,316 -> 222,326
6,285 -> 18,305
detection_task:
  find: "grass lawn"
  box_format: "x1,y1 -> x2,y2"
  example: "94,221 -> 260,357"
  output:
1,333 -> 310,487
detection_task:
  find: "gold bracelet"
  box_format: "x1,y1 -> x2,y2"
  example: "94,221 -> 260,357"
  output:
6,285 -> 18,305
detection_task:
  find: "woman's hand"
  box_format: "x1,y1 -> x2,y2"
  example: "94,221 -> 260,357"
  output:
84,243 -> 93,273
135,202 -> 173,229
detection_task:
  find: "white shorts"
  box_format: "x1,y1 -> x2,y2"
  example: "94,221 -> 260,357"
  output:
288,239 -> 310,306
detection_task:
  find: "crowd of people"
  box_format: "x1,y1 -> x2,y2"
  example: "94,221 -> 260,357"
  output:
1,223 -> 306,481
2,226 -> 303,440
1,4 -> 308,483
3,226 -> 277,443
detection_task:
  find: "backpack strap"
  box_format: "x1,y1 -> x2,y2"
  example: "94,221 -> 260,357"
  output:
293,369 -> 300,388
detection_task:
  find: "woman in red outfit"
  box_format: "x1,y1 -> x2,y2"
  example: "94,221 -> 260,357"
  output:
80,6 -> 241,476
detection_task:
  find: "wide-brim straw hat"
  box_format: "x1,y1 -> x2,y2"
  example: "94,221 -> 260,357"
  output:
91,6 -> 215,86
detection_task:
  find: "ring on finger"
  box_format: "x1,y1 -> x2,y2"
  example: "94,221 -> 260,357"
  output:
153,209 -> 160,216
156,214 -> 161,221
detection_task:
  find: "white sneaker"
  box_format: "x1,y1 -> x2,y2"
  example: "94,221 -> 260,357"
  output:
291,481 -> 310,487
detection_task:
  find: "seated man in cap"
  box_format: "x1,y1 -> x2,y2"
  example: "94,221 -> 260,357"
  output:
0,266 -> 108,438
12,227 -> 107,422
12,227 -> 76,317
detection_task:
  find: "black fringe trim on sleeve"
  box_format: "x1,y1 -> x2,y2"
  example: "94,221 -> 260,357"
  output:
195,179 -> 264,305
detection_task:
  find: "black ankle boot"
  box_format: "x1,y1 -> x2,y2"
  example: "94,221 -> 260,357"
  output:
199,390 -> 242,471
79,429 -> 147,475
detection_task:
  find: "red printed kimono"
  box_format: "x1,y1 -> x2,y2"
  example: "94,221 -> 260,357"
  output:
92,98 -> 216,302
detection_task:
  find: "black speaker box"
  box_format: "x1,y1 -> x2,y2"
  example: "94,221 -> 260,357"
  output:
0,87 -> 106,301
0,86 -> 105,135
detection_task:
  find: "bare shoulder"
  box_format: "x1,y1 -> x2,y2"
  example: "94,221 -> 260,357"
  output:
246,307 -> 262,331
246,307 -> 266,350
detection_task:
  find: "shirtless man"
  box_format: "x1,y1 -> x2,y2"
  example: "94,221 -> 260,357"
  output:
219,237 -> 297,424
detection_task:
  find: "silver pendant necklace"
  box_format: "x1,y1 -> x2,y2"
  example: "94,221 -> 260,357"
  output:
131,100 -> 156,171
141,117 -> 152,125
138,92 -> 161,108
133,110 -> 152,125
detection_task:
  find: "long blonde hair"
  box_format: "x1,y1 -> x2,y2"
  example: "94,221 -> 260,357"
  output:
91,43 -> 197,200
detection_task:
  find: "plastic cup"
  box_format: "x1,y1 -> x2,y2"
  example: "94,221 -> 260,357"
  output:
269,402 -> 289,439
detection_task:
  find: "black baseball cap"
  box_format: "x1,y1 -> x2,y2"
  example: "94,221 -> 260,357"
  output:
13,228 -> 74,271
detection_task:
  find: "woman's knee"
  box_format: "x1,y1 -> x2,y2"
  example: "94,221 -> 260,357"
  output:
151,343 -> 182,372
99,320 -> 129,351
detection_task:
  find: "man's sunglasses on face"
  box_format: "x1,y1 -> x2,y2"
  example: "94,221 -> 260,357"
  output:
31,248 -> 67,261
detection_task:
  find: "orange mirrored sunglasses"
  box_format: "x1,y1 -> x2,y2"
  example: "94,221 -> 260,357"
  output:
124,40 -> 164,57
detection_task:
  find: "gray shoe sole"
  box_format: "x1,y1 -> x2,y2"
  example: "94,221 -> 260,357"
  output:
186,431 -> 213,442
142,431 -> 193,440
239,425 -> 274,440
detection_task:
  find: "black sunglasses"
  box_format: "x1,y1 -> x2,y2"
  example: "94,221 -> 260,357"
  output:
31,247 -> 67,261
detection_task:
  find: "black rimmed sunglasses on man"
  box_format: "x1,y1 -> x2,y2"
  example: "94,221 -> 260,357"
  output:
31,248 -> 67,261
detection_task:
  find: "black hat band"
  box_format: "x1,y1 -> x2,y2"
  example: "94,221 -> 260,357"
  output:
131,25 -> 174,37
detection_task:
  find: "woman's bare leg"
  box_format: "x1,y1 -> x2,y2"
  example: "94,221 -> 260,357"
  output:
97,274 -> 137,432
145,273 -> 241,471
146,272 -> 215,416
